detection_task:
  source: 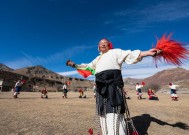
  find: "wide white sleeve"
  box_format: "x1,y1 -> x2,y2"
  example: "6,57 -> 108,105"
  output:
15,82 -> 18,87
172,85 -> 179,89
76,56 -> 100,69
63,85 -> 67,89
114,49 -> 141,64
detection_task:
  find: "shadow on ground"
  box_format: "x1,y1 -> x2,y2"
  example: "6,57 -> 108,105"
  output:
132,114 -> 189,135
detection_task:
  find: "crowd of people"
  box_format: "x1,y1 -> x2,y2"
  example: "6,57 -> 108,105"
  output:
12,80 -> 178,102
11,78 -> 180,135
9,37 -> 181,135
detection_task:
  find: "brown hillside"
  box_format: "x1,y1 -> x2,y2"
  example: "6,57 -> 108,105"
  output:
0,63 -> 13,71
12,65 -> 59,79
142,67 -> 189,87
124,77 -> 143,85
1,65 -> 94,92
0,70 -> 28,91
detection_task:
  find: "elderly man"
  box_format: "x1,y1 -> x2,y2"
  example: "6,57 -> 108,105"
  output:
67,38 -> 161,135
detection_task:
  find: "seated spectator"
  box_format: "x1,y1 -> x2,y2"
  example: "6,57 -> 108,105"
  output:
41,88 -> 48,98
148,88 -> 159,100
78,88 -> 86,98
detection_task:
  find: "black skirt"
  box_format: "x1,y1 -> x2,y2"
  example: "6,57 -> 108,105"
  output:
95,69 -> 125,115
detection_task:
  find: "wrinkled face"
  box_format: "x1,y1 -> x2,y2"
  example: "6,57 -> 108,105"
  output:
98,39 -> 110,53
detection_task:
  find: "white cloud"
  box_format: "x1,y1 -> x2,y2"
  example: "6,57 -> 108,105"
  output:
58,70 -> 95,80
121,51 -> 189,79
57,54 -> 189,80
109,0 -> 189,33
4,45 -> 96,69
59,44 -> 189,79
58,70 -> 78,76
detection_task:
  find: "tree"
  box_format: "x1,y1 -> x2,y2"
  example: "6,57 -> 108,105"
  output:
143,83 -> 161,92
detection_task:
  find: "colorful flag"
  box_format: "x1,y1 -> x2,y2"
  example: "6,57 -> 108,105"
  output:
76,67 -> 95,78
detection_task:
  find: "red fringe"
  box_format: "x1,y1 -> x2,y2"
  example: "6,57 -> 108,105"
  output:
142,82 -> 145,86
132,131 -> 139,135
88,128 -> 93,135
153,33 -> 189,67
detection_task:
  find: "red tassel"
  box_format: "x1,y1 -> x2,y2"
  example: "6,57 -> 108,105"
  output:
132,131 -> 139,135
142,82 -> 145,86
21,80 -> 26,84
88,128 -> 93,135
153,33 -> 189,67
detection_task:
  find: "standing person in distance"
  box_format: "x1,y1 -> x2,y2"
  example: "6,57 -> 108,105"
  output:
62,83 -> 68,98
135,83 -> 144,100
13,80 -> 23,98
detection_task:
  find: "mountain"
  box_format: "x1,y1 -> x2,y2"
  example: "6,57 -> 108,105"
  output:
0,65 -> 94,92
12,65 -> 59,79
142,67 -> 189,87
123,67 -> 189,91
1,64 -> 188,92
124,77 -> 143,85
0,63 -> 13,71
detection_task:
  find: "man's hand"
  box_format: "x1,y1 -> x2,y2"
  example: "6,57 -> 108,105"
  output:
152,49 -> 162,57
66,60 -> 77,68
140,49 -> 162,58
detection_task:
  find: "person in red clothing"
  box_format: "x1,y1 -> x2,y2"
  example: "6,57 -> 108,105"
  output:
41,88 -> 48,98
148,88 -> 158,100
78,88 -> 86,98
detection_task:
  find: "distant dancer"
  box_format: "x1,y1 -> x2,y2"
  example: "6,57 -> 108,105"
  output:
136,83 -> 144,100
62,83 -> 68,98
13,80 -> 23,98
41,88 -> 48,98
92,83 -> 96,98
78,88 -> 86,98
169,83 -> 179,101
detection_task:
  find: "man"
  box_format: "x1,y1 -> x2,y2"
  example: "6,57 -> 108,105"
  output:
62,83 -> 68,98
135,83 -> 143,100
169,83 -> 179,101
78,88 -> 86,98
13,80 -> 22,98
93,83 -> 96,98
41,88 -> 48,98
67,38 -> 161,135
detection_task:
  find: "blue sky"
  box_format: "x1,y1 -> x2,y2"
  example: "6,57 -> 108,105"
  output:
1,0 -> 189,80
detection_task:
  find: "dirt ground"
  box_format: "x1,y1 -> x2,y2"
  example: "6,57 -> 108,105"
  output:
0,91 -> 189,135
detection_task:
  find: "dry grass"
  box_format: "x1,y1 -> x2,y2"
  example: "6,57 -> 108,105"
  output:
0,91 -> 189,135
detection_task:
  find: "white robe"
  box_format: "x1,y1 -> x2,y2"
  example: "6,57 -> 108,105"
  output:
79,48 -> 141,135
80,48 -> 141,74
